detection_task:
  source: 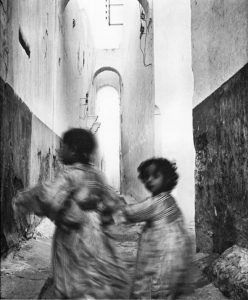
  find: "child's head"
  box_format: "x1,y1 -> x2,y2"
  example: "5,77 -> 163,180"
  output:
60,128 -> 96,165
137,157 -> 178,195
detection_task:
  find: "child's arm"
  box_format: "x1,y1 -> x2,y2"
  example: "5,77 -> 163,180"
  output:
12,171 -> 72,222
123,197 -> 155,223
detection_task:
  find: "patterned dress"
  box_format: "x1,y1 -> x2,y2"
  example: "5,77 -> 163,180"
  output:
124,192 -> 192,299
13,163 -> 128,299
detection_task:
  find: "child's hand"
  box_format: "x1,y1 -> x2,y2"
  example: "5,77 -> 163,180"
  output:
113,208 -> 128,225
55,199 -> 82,231
12,194 -> 28,216
113,195 -> 127,211
12,196 -> 19,216
119,196 -> 127,206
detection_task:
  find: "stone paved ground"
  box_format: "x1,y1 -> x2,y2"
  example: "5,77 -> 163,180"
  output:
1,221 -> 228,300
1,237 -> 52,299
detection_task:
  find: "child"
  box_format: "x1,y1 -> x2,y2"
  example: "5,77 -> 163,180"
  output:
13,128 -> 127,299
122,157 -> 193,299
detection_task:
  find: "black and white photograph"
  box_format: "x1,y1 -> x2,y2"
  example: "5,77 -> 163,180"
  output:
0,0 -> 247,299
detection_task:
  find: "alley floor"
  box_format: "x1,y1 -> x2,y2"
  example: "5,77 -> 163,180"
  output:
1,222 -> 228,300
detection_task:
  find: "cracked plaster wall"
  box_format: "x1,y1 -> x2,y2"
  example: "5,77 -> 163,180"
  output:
191,0 -> 248,108
119,0 -> 154,200
0,0 -> 95,255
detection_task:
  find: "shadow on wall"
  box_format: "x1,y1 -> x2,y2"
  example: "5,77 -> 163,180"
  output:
0,77 -> 61,257
0,78 -> 32,256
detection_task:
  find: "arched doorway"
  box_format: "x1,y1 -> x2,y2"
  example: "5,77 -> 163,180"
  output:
95,86 -> 121,191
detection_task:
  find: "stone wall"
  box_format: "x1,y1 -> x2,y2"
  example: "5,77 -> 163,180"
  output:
208,245 -> 248,300
193,64 -> 248,253
0,78 -> 60,256
0,77 -> 31,255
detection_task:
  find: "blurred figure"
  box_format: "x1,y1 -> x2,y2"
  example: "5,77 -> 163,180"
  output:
122,157 -> 193,299
13,128 -> 127,299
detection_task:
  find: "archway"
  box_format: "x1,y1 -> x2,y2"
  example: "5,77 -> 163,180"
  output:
95,87 -> 121,191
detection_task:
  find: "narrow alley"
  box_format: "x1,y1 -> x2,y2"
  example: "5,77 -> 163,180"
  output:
1,0 -> 248,299
1,218 -> 227,300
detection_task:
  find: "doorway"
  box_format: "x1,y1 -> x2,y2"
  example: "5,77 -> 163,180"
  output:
95,86 -> 121,191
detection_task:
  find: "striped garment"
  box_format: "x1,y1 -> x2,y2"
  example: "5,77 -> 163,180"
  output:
124,192 -> 193,299
125,193 -> 182,223
13,163 -> 128,299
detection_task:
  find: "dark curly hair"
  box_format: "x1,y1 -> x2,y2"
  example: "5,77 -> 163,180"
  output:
137,157 -> 179,192
62,128 -> 96,164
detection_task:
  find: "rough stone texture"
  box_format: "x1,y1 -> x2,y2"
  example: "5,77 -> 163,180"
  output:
182,283 -> 228,300
208,245 -> 248,300
0,77 -> 32,256
193,63 -> 248,253
0,77 -> 61,257
1,237 -> 52,299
